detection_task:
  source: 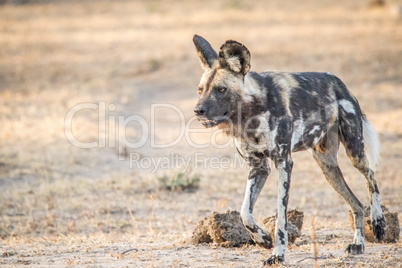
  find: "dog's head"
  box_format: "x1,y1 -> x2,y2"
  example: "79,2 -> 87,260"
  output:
193,35 -> 251,128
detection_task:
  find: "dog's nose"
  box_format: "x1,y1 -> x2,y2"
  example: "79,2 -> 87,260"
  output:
194,106 -> 206,116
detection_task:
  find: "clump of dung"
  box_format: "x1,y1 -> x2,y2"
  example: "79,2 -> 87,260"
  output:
190,211 -> 253,247
190,209 -> 304,247
262,209 -> 304,244
348,205 -> 399,243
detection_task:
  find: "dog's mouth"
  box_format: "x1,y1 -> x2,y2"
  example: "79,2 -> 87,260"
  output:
200,118 -> 224,128
198,112 -> 229,128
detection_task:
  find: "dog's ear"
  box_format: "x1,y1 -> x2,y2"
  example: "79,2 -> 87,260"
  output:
218,40 -> 251,75
193,35 -> 218,70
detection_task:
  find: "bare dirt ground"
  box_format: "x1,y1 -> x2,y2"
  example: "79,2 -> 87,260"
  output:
0,0 -> 401,267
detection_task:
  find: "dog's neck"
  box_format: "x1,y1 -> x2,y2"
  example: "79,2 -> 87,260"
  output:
218,72 -> 269,140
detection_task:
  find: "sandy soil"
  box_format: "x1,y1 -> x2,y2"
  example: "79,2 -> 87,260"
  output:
0,0 -> 401,267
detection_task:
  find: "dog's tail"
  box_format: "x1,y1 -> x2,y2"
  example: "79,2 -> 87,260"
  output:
362,116 -> 380,171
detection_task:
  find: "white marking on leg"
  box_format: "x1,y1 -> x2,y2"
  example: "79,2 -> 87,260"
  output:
253,228 -> 267,243
241,178 -> 255,227
241,178 -> 270,244
371,192 -> 383,220
353,228 -> 365,248
273,162 -> 289,257
339,99 -> 356,114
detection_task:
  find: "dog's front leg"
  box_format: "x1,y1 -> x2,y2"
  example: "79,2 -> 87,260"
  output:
264,158 -> 293,265
240,159 -> 273,249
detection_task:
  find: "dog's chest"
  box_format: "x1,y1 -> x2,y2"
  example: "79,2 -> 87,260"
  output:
235,111 -> 289,160
235,111 -> 330,161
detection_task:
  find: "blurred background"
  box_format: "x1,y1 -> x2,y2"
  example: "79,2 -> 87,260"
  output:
0,0 -> 401,266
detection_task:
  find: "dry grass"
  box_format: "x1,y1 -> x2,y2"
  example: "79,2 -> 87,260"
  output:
0,0 -> 401,266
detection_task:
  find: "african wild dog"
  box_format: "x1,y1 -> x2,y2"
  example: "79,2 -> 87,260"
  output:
192,35 -> 386,265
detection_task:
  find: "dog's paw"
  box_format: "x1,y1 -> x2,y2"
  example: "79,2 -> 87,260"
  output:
372,216 -> 386,242
251,233 -> 273,249
245,226 -> 273,249
263,255 -> 284,266
345,243 -> 364,254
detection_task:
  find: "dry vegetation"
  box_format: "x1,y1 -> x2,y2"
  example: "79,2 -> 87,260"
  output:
0,0 -> 401,266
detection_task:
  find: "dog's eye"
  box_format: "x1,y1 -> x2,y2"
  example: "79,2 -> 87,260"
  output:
218,87 -> 226,93
198,87 -> 203,94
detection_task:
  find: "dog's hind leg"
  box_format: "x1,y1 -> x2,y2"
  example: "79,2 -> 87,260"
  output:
340,115 -> 386,242
348,157 -> 386,242
240,157 -> 273,249
312,128 -> 366,254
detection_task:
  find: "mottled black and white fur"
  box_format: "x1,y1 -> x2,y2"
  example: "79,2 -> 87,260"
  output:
192,35 -> 386,265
